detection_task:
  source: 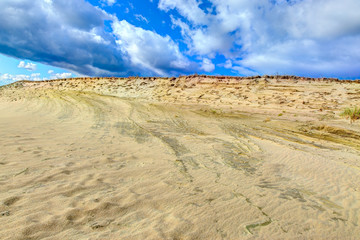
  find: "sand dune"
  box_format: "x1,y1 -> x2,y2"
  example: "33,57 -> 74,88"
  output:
0,76 -> 360,239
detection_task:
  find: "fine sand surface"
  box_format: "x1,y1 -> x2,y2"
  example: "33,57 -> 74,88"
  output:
0,76 -> 360,239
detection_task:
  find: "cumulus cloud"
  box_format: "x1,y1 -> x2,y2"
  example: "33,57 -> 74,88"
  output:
285,0 -> 360,39
0,0 -> 194,77
0,71 -> 74,86
112,19 -> 193,76
31,73 -> 41,80
158,0 -> 208,25
223,60 -> 232,69
0,72 -> 43,85
160,0 -> 360,77
231,65 -> 258,76
100,0 -> 116,6
161,1 -> 234,56
200,58 -> 215,72
17,61 -> 37,71
49,72 -> 72,79
0,0 -> 127,76
1,0 -> 358,78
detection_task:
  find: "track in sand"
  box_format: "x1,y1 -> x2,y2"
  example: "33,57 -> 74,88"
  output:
0,83 -> 360,239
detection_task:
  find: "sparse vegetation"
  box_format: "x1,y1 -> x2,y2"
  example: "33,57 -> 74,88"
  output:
263,117 -> 271,122
340,107 -> 360,123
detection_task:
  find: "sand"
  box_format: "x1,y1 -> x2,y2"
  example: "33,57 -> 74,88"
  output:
0,76 -> 360,239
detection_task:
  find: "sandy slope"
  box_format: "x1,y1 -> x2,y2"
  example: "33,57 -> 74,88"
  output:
0,77 -> 360,239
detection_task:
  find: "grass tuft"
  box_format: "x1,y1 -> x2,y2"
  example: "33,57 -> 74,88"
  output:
340,107 -> 360,124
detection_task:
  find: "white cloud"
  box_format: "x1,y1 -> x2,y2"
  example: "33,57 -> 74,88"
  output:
162,0 -> 235,56
135,14 -> 149,23
112,19 -> 192,76
224,60 -> 232,69
200,58 -> 215,72
0,0 -> 130,77
1,0 -> 358,78
158,0 -> 208,25
0,73 -> 28,82
48,72 -> 72,79
31,73 -> 40,77
285,0 -> 360,39
231,65 -> 258,76
239,37 -> 360,77
160,0 -> 360,77
17,61 -> 37,71
0,0 -> 196,77
0,72 -> 44,85
101,0 -> 116,6
17,61 -> 25,68
48,70 -> 54,74
108,0 -> 116,5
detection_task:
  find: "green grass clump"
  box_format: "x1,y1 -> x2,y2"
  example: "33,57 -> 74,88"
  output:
340,107 -> 360,124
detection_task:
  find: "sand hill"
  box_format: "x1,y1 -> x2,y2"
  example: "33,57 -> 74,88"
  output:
0,76 -> 359,239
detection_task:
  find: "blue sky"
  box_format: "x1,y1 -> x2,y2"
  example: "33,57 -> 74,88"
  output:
1,0 -> 360,85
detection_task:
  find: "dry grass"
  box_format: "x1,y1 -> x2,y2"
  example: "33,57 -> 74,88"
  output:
340,107 -> 360,123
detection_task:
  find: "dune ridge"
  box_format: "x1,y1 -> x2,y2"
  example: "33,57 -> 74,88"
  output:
3,75 -> 360,115
0,76 -> 360,239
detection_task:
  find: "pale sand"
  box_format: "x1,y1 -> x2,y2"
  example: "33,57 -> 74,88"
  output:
0,76 -> 360,239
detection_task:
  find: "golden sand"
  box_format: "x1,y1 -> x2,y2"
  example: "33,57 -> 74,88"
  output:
0,76 -> 359,239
